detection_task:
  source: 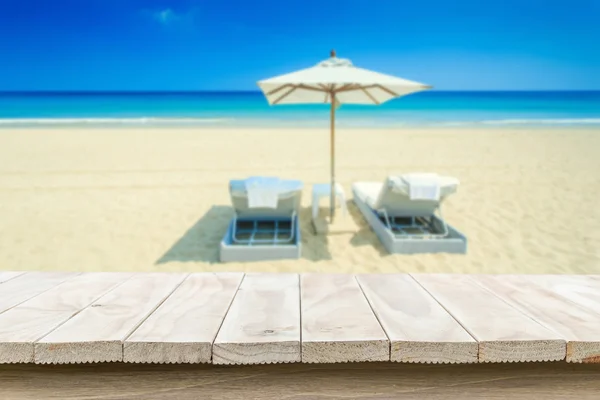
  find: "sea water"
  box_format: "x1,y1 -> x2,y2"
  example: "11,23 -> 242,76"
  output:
0,91 -> 599,128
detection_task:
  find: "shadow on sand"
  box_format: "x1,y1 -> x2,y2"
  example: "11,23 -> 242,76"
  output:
156,205 -> 333,264
155,205 -> 232,264
298,207 -> 333,262
346,199 -> 389,257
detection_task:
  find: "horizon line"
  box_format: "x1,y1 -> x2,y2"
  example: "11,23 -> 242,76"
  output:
1,89 -> 599,94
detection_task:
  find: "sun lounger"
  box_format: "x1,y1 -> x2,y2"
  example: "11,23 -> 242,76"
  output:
220,177 -> 303,262
352,174 -> 467,254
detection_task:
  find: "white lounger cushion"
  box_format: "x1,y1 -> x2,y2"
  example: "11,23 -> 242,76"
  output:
230,178 -> 303,198
353,174 -> 459,217
244,176 -> 284,209
397,173 -> 441,201
229,178 -> 303,218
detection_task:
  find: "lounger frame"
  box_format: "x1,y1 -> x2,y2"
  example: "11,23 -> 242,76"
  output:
220,215 -> 302,262
353,186 -> 467,255
231,211 -> 297,245
220,182 -> 303,262
378,208 -> 449,239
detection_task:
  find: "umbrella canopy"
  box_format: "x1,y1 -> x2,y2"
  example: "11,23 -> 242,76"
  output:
257,50 -> 432,222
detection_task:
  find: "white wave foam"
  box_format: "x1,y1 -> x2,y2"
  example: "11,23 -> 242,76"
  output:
0,117 -> 233,125
1,117 -> 599,128
440,118 -> 600,126
482,118 -> 600,125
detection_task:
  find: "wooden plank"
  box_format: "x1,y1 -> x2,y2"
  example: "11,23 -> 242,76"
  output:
471,274 -> 600,364
0,271 -> 27,284
213,273 -> 300,365
0,272 -> 78,314
0,272 -> 132,363
506,275 -> 600,360
411,274 -> 566,363
301,274 -> 389,363
357,274 -> 477,364
35,272 -> 188,364
124,273 -> 243,364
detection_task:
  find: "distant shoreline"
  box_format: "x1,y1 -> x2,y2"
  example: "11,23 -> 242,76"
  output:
1,91 -> 598,128
1,118 -> 600,129
1,123 -> 600,130
2,90 -> 600,95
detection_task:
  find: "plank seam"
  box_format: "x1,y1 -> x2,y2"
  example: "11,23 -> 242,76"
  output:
354,275 -> 391,360
32,273 -> 137,345
410,274 -> 567,364
33,273 -> 191,365
467,276 -> 570,358
0,271 -> 27,285
122,273 -> 192,344
210,273 -> 246,364
407,274 -> 479,346
0,272 -> 82,317
467,276 -> 571,336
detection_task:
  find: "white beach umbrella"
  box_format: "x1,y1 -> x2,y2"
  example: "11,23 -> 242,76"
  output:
257,50 -> 432,221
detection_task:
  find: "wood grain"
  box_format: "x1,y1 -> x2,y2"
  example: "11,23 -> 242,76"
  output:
521,275 -> 600,316
35,272 -> 187,364
0,272 -> 78,314
124,273 -> 243,364
301,273 -> 389,363
0,272 -> 131,363
2,362 -> 599,400
472,274 -> 600,363
357,274 -> 477,364
1,271 -> 598,368
0,271 -> 27,284
212,273 -> 300,365
411,274 -> 566,363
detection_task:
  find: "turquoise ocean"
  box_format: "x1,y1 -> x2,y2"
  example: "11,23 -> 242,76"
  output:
1,91 -> 599,128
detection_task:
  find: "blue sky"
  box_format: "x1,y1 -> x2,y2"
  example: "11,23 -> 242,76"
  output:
0,0 -> 599,91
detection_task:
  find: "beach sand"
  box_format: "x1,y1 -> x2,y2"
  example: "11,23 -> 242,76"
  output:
0,126 -> 598,274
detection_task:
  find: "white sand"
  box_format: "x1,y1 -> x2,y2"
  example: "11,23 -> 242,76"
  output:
0,127 -> 598,274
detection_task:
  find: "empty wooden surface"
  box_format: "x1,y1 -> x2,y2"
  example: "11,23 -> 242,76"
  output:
213,273 -> 301,365
412,274 -> 566,363
472,274 -> 600,363
125,273 -> 243,364
2,362 -> 600,400
301,274 -> 389,363
0,271 -> 26,284
0,272 -> 78,314
0,272 -> 600,366
0,272 -> 131,363
357,274 -> 477,364
35,273 -> 187,364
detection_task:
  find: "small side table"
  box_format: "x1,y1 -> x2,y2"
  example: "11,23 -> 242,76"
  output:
311,183 -> 348,220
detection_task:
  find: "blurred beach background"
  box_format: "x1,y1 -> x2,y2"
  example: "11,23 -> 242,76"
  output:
0,90 -> 599,274
1,0 -> 599,274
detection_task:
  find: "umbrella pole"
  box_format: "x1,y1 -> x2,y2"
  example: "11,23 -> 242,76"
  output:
330,92 -> 336,222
